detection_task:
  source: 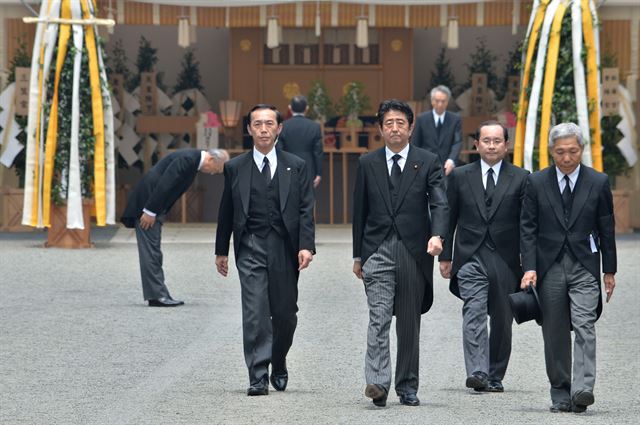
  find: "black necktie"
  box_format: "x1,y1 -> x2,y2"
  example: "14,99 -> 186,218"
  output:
390,154 -> 402,191
262,156 -> 271,184
436,118 -> 442,138
485,168 -> 495,208
562,175 -> 572,221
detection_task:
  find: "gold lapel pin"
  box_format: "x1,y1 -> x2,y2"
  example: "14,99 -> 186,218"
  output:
287,167 -> 291,171
413,164 -> 418,169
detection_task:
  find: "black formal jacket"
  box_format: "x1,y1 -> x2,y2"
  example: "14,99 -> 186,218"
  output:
440,160 -> 529,298
352,145 -> 449,314
411,110 -> 462,167
520,165 -> 617,319
120,149 -> 201,228
215,150 -> 316,259
277,115 -> 324,179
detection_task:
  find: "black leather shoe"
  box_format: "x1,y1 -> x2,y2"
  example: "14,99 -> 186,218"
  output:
270,370 -> 288,391
572,390 -> 594,413
399,393 -> 420,406
485,380 -> 504,392
364,384 -> 388,407
466,371 -> 488,390
549,402 -> 571,413
247,382 -> 269,396
148,297 -> 184,307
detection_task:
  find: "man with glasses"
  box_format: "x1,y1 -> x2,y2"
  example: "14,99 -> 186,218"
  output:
439,121 -> 529,393
215,104 -> 315,396
412,85 -> 462,176
352,99 -> 448,407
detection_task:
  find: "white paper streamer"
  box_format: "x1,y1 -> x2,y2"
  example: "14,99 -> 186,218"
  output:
523,0 -> 561,171
571,0 -> 592,166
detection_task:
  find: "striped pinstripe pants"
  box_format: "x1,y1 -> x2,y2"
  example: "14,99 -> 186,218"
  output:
362,232 -> 425,396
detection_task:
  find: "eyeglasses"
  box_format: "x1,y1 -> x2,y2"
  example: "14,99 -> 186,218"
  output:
479,138 -> 505,146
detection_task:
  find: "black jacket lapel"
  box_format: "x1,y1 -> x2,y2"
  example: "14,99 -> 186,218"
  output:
371,149 -> 393,215
542,166 -> 568,229
568,167 -> 593,228
465,161 -> 488,220
239,152 -> 253,217
487,162 -> 515,221
277,153 -> 291,212
394,146 -> 421,211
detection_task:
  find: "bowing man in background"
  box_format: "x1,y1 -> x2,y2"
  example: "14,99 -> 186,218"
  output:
411,85 -> 462,176
352,99 -> 448,407
215,104 -> 315,396
439,121 -> 529,393
121,148 -> 229,307
520,122 -> 617,414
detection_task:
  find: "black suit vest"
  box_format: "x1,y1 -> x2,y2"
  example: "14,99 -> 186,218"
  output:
247,163 -> 287,237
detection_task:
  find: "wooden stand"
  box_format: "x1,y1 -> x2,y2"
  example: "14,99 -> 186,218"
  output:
45,202 -> 93,248
613,189 -> 631,234
1,187 -> 34,232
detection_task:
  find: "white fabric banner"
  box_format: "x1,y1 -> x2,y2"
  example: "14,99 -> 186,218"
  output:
616,84 -> 638,167
0,119 -> 23,167
571,0 -> 592,166
65,0 -> 85,229
523,0 -> 561,171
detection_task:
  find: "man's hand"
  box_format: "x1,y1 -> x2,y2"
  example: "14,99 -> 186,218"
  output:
215,255 -> 229,277
353,260 -> 363,280
298,249 -> 313,271
439,261 -> 452,279
604,273 -> 616,303
521,270 -> 537,289
313,175 -> 322,188
444,160 -> 455,176
427,236 -> 443,256
139,212 -> 156,230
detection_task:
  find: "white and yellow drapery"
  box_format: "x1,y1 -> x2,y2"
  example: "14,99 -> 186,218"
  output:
22,0 -> 116,229
513,0 -> 603,172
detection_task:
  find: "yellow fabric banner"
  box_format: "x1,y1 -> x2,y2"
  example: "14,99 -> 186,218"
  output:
81,0 -> 106,225
581,0 -> 602,171
30,0 -> 55,226
514,0 -> 550,167
42,0 -> 72,227
538,1 -> 568,169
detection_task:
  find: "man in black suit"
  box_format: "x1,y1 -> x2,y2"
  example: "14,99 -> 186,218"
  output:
520,122 -> 617,414
278,95 -> 324,189
411,85 -> 462,176
215,104 -> 315,396
121,148 -> 229,307
439,121 -> 529,393
352,99 -> 448,407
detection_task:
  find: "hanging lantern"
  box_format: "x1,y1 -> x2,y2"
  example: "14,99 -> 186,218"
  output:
266,16 -> 279,48
447,17 -> 459,49
178,16 -> 190,48
356,16 -> 368,49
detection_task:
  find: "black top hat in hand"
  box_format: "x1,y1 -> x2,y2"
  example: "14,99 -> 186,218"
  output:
509,284 -> 543,325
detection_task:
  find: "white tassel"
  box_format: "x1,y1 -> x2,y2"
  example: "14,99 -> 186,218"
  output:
178,17 -> 190,48
267,17 -> 279,48
356,17 -> 368,49
447,17 -> 459,49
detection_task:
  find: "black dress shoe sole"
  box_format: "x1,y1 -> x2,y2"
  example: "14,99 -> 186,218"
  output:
247,387 -> 269,396
270,373 -> 288,391
550,404 -> 571,413
148,300 -> 184,307
573,391 -> 594,407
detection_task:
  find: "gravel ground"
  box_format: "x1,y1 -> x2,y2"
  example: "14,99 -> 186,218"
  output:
1,225 -> 638,424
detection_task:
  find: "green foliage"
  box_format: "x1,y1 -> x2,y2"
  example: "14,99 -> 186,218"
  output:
7,39 -> 31,85
107,38 -> 132,88
130,36 -> 165,91
429,48 -> 456,96
173,48 -> 204,94
463,37 -> 499,93
336,82 -> 370,127
499,41 -> 523,101
306,80 -> 334,123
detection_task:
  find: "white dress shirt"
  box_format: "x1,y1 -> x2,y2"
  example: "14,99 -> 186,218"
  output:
253,147 -> 278,179
480,159 -> 503,189
556,164 -> 580,193
385,144 -> 410,175
432,110 -> 445,127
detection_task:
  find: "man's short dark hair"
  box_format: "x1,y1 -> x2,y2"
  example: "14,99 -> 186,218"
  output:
377,99 -> 414,127
474,120 -> 509,142
290,95 -> 308,113
247,104 -> 283,124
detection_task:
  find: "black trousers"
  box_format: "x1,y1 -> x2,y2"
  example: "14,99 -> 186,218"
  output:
235,229 -> 299,385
